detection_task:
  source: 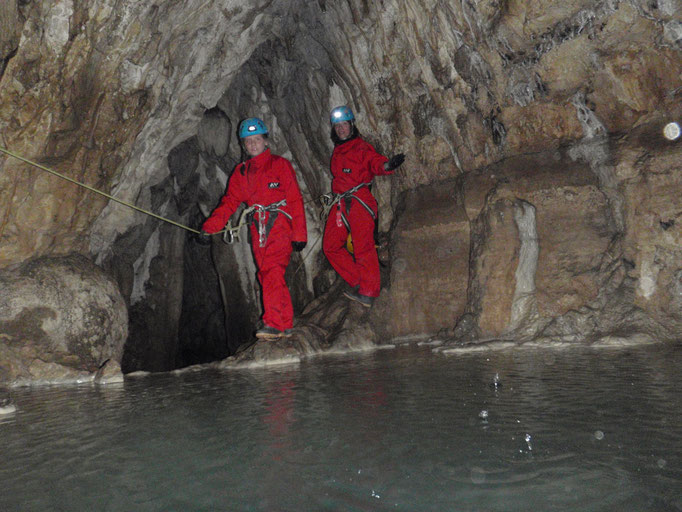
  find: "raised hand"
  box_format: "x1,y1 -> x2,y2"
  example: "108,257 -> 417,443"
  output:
385,153 -> 405,171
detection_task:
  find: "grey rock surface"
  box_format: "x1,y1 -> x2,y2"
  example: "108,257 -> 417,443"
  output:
0,254 -> 127,385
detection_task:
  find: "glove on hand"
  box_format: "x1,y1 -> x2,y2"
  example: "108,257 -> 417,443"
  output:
385,153 -> 405,171
292,241 -> 307,252
196,230 -> 212,246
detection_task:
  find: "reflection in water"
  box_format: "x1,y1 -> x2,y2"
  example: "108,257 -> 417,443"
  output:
263,378 -> 296,452
0,343 -> 680,511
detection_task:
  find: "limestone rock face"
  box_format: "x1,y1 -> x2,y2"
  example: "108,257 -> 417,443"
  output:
469,153 -> 616,321
0,0 -> 680,373
388,140 -> 679,346
619,131 -> 682,333
0,254 -> 127,384
2,1 -> 679,266
383,150 -> 619,341
374,183 -> 470,339
468,197 -> 523,337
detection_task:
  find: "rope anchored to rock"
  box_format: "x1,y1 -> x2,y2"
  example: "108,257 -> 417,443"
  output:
0,147 -> 341,247
0,146 -> 206,235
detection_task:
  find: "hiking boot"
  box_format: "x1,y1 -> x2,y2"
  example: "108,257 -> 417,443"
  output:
255,326 -> 284,339
282,328 -> 295,338
343,289 -> 375,308
342,283 -> 358,298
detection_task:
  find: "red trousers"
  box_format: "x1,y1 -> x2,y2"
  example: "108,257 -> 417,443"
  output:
323,201 -> 380,297
251,224 -> 294,331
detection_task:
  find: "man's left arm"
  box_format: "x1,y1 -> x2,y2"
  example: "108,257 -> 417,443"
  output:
281,160 -> 307,243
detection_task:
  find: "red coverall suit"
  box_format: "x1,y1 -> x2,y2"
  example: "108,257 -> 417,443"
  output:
202,149 -> 307,331
322,137 -> 390,298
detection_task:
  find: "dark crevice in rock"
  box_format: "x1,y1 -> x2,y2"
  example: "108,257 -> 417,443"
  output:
0,47 -> 17,82
411,94 -> 439,137
485,110 -> 507,146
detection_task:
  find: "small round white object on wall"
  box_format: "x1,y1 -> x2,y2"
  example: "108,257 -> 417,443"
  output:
662,122 -> 680,141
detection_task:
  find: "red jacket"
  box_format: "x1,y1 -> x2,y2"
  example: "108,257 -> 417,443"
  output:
330,137 -> 390,211
202,149 -> 307,242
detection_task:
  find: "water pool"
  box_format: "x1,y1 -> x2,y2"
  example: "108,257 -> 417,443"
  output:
1,343 -> 680,511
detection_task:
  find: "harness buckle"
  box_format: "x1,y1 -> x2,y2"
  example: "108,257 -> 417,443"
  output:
253,200 -> 288,248
321,193 -> 335,206
223,230 -> 236,244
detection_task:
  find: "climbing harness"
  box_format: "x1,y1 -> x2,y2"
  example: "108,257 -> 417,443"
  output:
319,181 -> 375,231
222,199 -> 291,247
290,182 -> 376,276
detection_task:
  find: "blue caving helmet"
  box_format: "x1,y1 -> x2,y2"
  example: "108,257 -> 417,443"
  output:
330,105 -> 355,125
239,117 -> 268,138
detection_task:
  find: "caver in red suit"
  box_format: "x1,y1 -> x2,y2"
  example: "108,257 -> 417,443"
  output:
202,147 -> 307,334
323,106 -> 405,307
323,136 -> 390,299
322,114 -> 402,305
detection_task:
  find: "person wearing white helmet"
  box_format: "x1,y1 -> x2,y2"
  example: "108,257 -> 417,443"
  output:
201,118 -> 307,339
323,105 -> 405,307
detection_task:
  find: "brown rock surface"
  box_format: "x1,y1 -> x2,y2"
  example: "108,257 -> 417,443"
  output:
0,0 -> 680,377
374,183 -> 470,339
620,133 -> 682,332
463,151 -> 616,330
468,197 -> 522,337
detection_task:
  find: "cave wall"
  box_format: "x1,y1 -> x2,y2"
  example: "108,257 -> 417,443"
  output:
0,0 -> 680,370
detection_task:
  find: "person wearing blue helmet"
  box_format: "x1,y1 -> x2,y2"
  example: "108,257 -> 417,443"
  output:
323,105 -> 405,307
238,117 -> 268,138
201,117 -> 308,339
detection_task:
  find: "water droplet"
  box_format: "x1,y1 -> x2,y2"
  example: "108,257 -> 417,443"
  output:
479,410 -> 489,419
594,430 -> 604,440
525,433 -> 533,450
371,489 -> 381,499
492,373 -> 502,390
657,459 -> 666,468
470,467 -> 486,484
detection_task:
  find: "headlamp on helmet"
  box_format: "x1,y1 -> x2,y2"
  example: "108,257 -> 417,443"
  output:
239,118 -> 268,138
330,106 -> 355,125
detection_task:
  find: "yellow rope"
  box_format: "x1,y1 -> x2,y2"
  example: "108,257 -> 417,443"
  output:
0,146 -> 203,234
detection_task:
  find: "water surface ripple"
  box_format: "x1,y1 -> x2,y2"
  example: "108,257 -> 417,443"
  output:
1,343 -> 680,511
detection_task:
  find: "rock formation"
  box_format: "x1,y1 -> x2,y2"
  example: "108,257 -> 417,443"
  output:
0,254 -> 127,384
0,0 -> 680,382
